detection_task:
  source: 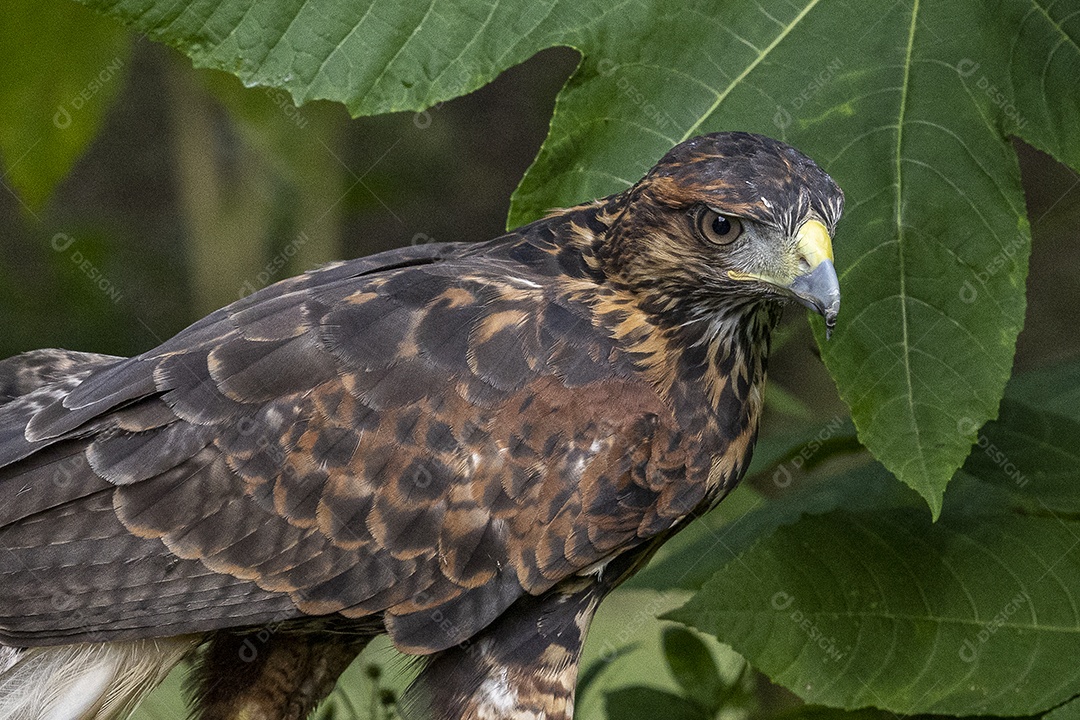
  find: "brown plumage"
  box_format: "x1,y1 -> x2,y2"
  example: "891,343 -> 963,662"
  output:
0,131 -> 843,720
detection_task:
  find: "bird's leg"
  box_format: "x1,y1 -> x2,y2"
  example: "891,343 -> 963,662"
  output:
188,628 -> 371,720
401,579 -> 601,720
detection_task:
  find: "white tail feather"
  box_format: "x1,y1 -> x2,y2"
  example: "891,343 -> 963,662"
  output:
0,638 -> 197,720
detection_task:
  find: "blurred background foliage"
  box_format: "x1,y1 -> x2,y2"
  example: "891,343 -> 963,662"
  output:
1,2 -> 1079,719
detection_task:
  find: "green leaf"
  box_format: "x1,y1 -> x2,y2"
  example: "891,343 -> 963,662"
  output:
1005,360 -> 1080,423
741,415 -> 859,483
539,2 -> 1072,514
775,707 -> 1031,720
577,643 -> 639,710
958,398 -> 1080,515
74,0 -> 1079,513
666,509 -> 1080,716
0,0 -> 129,209
1045,697 -> 1080,720
950,358 -> 1080,515
605,686 -> 712,720
662,627 -> 725,713
74,0 -> 582,116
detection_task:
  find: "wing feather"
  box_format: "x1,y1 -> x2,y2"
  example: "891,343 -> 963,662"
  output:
1,237 -> 694,657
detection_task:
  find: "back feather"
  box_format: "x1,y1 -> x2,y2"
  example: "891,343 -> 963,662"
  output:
0,350 -> 121,407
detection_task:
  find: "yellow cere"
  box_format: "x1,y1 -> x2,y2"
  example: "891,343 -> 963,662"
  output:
795,219 -> 834,266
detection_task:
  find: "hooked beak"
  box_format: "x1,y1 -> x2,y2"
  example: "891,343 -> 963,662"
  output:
786,219 -> 840,339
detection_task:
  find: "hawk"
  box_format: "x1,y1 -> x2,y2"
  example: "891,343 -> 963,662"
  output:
0,132 -> 842,720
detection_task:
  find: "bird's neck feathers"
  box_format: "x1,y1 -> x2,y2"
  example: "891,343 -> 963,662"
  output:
530,197 -> 780,442
584,266 -> 778,498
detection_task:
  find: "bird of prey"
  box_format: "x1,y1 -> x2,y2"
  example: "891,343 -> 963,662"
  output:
0,131 -> 842,720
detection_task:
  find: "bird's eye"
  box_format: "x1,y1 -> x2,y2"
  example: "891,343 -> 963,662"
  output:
696,207 -> 743,245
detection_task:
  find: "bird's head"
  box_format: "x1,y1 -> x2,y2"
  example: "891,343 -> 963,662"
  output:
599,132 -> 843,337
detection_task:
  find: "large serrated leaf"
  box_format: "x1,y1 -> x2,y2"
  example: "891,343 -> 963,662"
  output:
666,508 -> 1080,716
77,0 -> 588,115
68,0 -> 1079,511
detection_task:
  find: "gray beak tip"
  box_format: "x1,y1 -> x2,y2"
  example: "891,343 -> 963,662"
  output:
788,259 -> 841,339
824,303 -> 839,340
